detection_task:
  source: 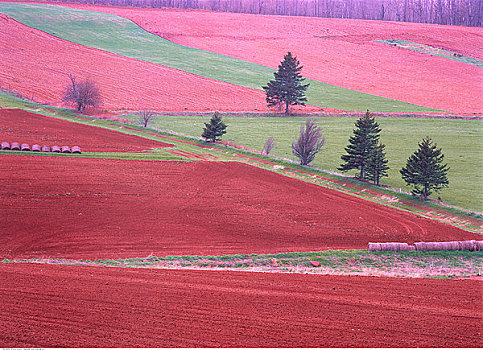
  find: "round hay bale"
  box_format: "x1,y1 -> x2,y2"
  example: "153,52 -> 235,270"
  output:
414,242 -> 426,251
61,146 -> 71,153
368,243 -> 382,252
385,243 -> 400,252
398,243 -> 411,251
51,145 -> 61,153
1,142 -> 10,150
476,241 -> 483,252
10,142 -> 20,151
408,245 -> 416,251
41,145 -> 51,152
71,146 -> 82,154
460,241 -> 474,251
20,144 -> 30,151
439,242 -> 455,251
31,144 -> 41,152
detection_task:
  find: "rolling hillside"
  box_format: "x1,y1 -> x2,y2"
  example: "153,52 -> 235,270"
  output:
1,2 -> 472,113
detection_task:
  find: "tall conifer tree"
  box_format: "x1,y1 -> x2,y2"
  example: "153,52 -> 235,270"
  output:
202,111 -> 227,142
400,137 -> 449,200
339,110 -> 381,180
366,142 -> 389,185
262,52 -> 309,115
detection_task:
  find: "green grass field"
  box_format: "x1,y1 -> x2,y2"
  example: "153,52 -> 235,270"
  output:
128,114 -> 483,211
0,2 -> 444,113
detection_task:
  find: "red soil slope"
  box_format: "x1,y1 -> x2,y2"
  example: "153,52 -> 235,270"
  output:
58,3 -> 482,114
0,109 -> 171,152
0,156 -> 479,260
0,13 -> 270,112
1,263 -> 481,347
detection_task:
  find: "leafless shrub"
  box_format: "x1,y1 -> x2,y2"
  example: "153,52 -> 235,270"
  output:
62,74 -> 101,112
138,110 -> 155,128
292,118 -> 325,166
261,136 -> 275,155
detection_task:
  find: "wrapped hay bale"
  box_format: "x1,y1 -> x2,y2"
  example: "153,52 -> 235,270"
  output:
398,243 -> 411,251
71,146 -> 82,154
368,243 -> 382,252
31,144 -> 41,152
61,146 -> 71,153
51,145 -> 61,153
20,144 -> 30,151
384,243 -> 401,251
414,242 -> 426,251
41,145 -> 51,152
476,241 -> 483,251
459,241 -> 475,251
439,242 -> 456,251
11,142 -> 20,151
1,142 -> 10,150
408,245 -> 416,251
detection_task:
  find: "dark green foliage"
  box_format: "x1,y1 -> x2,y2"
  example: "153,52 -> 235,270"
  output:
400,137 -> 449,200
366,142 -> 389,185
292,118 -> 325,165
339,110 -> 381,179
262,52 -> 310,115
202,111 -> 227,142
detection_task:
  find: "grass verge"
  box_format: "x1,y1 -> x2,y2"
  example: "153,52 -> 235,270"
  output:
3,250 -> 481,279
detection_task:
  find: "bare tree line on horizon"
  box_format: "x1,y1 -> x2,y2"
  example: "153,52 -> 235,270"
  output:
41,0 -> 482,26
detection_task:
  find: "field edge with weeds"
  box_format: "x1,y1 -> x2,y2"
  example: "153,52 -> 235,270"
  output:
2,250 -> 481,279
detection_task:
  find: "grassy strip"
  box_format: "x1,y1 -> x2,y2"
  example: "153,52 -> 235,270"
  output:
377,39 -> 483,68
0,149 -> 188,161
123,114 -> 483,212
0,2 -> 444,113
3,250 -> 482,279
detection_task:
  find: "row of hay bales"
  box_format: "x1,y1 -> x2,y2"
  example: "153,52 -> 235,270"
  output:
368,240 -> 482,252
1,142 -> 81,154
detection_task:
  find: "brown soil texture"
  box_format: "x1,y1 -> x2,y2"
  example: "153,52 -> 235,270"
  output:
0,109 -> 171,152
0,155 -> 479,260
42,3 -> 483,114
1,263 -> 481,347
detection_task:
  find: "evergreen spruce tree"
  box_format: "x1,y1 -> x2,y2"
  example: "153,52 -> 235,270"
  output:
366,142 -> 389,185
201,111 -> 227,143
262,52 -> 309,115
338,110 -> 381,180
400,137 -> 449,200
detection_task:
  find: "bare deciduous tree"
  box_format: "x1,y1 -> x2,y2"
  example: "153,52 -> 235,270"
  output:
139,110 -> 155,127
261,136 -> 275,155
62,74 -> 101,112
292,118 -> 325,166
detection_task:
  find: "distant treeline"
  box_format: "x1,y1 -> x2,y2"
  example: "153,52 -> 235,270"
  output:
43,0 -> 482,26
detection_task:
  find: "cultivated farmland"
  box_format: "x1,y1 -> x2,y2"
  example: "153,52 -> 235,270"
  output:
0,2 -> 467,113
0,1 -> 482,348
6,2 -> 481,114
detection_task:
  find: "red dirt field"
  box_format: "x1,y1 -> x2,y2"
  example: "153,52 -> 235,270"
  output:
0,13 -> 273,112
1,263 -> 481,347
51,3 -> 483,114
0,109 -> 171,152
0,155 -> 479,260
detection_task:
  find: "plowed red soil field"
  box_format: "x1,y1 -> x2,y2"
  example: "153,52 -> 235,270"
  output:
0,13 -> 270,112
0,109 -> 171,152
0,155 -> 479,260
1,263 -> 481,347
47,3 -> 483,113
